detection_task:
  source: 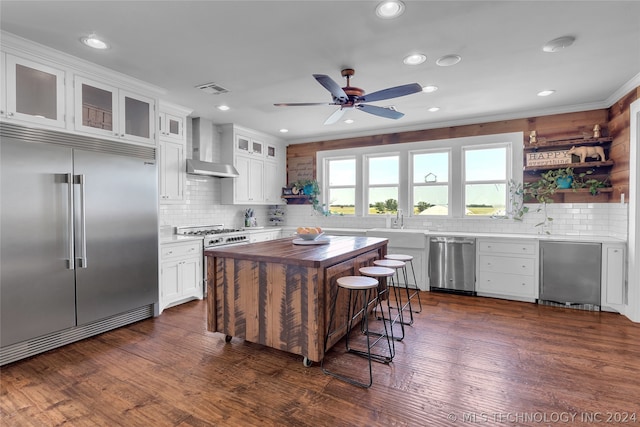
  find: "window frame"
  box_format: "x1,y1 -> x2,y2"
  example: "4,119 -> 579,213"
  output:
317,132 -> 522,219
364,152 -> 400,216
410,148 -> 452,217
462,143 -> 512,217
323,155 -> 358,216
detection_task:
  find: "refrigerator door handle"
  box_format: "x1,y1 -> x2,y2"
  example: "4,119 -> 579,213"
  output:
66,173 -> 75,270
76,174 -> 88,268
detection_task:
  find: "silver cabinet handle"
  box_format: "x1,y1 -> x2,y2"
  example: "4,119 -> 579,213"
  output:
66,173 -> 75,270
76,174 -> 88,268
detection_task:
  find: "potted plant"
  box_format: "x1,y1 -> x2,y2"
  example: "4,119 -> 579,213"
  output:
291,179 -> 326,214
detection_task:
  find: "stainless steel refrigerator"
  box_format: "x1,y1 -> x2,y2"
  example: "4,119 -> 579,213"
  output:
1,123 -> 158,363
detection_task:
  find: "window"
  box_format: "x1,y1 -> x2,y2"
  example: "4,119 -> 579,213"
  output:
367,155 -> 399,215
463,145 -> 509,216
326,157 -> 356,215
412,150 -> 450,216
317,132 -> 521,219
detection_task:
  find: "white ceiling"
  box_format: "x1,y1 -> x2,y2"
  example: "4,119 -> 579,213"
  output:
1,1 -> 639,143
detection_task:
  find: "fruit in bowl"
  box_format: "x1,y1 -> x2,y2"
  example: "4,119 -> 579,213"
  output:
296,226 -> 324,240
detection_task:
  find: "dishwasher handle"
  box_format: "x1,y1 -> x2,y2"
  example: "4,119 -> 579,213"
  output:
430,236 -> 476,244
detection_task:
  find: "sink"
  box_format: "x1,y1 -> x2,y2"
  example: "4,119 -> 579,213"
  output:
366,228 -> 428,249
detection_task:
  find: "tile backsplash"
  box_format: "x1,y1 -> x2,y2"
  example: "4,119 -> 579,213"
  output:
161,179 -> 628,240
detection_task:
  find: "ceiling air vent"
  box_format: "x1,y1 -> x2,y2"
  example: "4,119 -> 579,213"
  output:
195,82 -> 229,95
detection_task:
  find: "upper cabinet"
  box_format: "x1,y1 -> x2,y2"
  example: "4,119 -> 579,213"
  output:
158,102 -> 192,204
3,54 -> 66,129
159,111 -> 184,142
220,124 -> 285,205
1,33 -> 162,146
74,76 -> 155,145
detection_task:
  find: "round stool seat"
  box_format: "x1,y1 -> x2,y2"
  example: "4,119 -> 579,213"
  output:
336,275 -> 378,290
373,259 -> 405,269
360,266 -> 394,277
385,254 -> 413,262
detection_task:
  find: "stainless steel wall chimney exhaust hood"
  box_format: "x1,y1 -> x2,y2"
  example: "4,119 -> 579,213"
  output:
186,159 -> 239,177
188,117 -> 239,178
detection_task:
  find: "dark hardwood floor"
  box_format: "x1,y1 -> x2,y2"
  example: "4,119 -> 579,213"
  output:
2,292 -> 639,426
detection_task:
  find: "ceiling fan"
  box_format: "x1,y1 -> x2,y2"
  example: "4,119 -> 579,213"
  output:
274,68 -> 422,125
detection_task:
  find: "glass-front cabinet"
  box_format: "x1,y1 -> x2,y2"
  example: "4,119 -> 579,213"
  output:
74,76 -> 155,145
236,134 -> 264,156
159,112 -> 184,141
4,54 -> 66,128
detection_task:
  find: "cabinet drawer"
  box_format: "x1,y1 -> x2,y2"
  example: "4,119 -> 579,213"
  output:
479,255 -> 535,276
161,242 -> 202,258
479,240 -> 536,255
477,272 -> 537,297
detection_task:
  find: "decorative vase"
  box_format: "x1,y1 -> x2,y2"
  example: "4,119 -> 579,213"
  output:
556,176 -> 573,189
303,184 -> 314,195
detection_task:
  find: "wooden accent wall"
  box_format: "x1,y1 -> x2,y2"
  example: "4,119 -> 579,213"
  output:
608,88 -> 639,202
287,89 -> 637,203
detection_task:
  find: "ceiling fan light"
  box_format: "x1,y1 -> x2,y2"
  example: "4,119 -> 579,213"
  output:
436,54 -> 461,67
81,34 -> 109,50
422,85 -> 438,93
376,1 -> 405,19
403,53 -> 426,65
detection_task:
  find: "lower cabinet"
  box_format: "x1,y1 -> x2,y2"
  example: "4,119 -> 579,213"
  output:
476,238 -> 539,302
601,243 -> 626,312
160,240 -> 203,313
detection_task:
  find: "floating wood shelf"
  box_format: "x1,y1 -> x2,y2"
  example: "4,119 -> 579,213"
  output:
524,136 -> 613,151
524,160 -> 614,172
282,195 -> 311,204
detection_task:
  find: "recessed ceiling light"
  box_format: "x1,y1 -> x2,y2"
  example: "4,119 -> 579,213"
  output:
217,105 -> 230,111
543,36 -> 576,53
428,107 -> 440,112
422,85 -> 438,93
537,90 -> 556,97
403,53 -> 426,65
279,128 -> 289,133
375,1 -> 405,19
436,54 -> 461,67
81,34 -> 109,50
344,119 -> 354,124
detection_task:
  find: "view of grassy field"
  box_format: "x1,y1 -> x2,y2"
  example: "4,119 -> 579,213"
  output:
328,206 -> 500,216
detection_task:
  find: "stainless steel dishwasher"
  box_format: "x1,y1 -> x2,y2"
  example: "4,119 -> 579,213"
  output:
539,241 -> 601,307
428,237 -> 476,294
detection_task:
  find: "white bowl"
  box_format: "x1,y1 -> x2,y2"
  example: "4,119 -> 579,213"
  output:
297,232 -> 324,241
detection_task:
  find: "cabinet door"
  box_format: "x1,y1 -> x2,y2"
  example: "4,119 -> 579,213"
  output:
234,155 -> 252,202
264,161 -> 282,203
74,76 -> 118,138
601,244 -> 625,311
249,158 -> 264,201
251,139 -> 264,156
181,257 -> 202,297
119,89 -> 155,145
5,54 -> 66,128
236,134 -> 251,154
161,260 -> 181,306
159,112 -> 184,141
159,140 -> 185,203
266,144 -> 278,161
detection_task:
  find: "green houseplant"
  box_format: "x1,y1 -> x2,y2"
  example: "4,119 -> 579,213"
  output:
291,179 -> 327,215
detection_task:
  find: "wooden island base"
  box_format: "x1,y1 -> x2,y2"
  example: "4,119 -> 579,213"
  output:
205,235 -> 388,363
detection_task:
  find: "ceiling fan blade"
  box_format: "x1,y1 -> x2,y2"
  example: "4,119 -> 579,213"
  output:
313,74 -> 349,104
274,102 -> 332,107
360,83 -> 423,103
324,108 -> 346,125
357,104 -> 405,120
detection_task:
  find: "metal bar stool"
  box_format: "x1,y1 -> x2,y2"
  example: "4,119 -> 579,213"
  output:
360,263 -> 405,342
322,275 -> 393,388
385,253 -> 423,325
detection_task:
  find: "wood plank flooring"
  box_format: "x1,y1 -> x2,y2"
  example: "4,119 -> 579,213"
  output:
1,292 -> 639,426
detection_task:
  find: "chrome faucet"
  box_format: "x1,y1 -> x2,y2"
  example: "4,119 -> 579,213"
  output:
391,209 -> 404,229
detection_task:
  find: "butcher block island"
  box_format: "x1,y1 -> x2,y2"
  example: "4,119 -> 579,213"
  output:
205,235 -> 388,365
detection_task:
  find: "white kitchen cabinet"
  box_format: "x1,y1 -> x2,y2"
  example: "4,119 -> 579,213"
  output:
249,229 -> 282,243
601,243 -> 626,313
160,240 -> 203,313
159,111 -> 184,142
158,102 -> 191,203
220,124 -> 285,205
159,140 -> 185,203
3,54 -> 66,129
476,238 -> 538,302
74,76 -> 155,145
